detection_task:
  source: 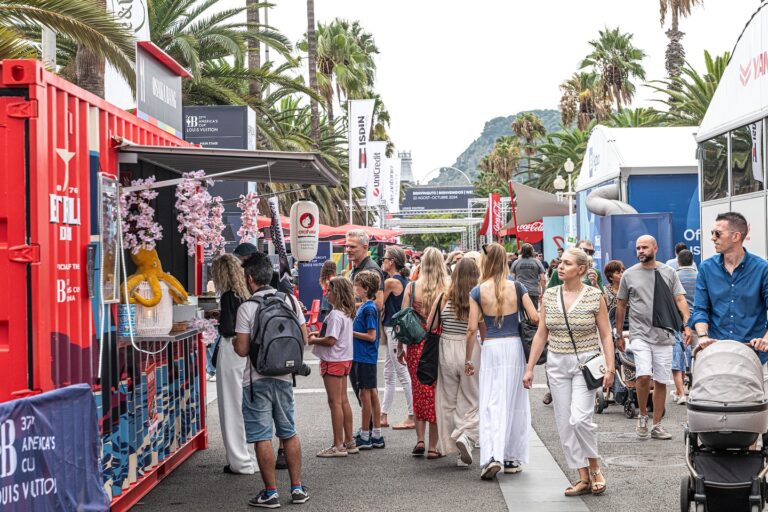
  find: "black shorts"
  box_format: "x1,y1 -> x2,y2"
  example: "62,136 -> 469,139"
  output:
352,362 -> 377,390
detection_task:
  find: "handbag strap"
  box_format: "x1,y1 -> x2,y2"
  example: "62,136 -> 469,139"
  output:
408,281 -> 416,309
428,293 -> 444,333
559,286 -> 583,365
514,281 -> 528,323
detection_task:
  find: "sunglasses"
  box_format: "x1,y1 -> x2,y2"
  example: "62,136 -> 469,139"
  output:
711,229 -> 733,239
481,244 -> 489,255
582,248 -> 595,255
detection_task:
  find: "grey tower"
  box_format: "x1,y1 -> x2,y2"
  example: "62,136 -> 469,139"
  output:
398,150 -> 414,184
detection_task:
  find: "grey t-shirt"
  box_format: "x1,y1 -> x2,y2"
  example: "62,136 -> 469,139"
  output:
510,257 -> 546,297
617,262 -> 685,345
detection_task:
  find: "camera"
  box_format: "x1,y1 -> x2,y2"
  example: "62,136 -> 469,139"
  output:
296,363 -> 312,377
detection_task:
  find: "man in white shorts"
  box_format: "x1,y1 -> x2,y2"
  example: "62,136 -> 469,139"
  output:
615,235 -> 692,440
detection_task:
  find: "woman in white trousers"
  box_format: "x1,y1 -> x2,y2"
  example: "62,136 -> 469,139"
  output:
212,255 -> 258,474
524,248 -> 614,496
465,243 -> 539,480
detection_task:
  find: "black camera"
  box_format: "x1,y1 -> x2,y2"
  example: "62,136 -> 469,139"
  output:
296,363 -> 312,377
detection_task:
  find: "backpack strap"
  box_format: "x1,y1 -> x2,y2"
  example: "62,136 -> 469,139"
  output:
514,281 -> 529,323
408,281 -> 416,308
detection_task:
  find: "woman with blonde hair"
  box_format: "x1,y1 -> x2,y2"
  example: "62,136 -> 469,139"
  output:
466,243 -> 539,480
211,253 -> 258,475
524,248 -> 614,496
427,257 -> 482,467
398,247 -> 449,458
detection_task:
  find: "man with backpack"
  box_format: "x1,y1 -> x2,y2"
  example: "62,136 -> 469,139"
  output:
235,252 -> 309,508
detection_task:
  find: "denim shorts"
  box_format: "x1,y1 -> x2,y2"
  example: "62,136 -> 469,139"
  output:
672,339 -> 692,372
241,378 -> 296,443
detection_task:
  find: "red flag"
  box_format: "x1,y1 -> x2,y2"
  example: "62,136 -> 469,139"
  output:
478,193 -> 501,241
508,181 -> 521,249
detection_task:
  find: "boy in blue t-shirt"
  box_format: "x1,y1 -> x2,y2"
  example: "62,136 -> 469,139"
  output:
352,271 -> 384,450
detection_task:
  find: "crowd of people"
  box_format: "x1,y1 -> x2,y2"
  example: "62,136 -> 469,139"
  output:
201,210 -> 768,508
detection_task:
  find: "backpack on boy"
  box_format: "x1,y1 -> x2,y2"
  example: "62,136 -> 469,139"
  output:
247,288 -> 305,376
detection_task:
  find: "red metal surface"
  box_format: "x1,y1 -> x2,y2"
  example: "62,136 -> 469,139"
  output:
136,41 -> 193,79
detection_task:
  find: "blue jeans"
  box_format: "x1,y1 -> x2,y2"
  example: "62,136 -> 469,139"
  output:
206,335 -> 220,376
672,332 -> 691,372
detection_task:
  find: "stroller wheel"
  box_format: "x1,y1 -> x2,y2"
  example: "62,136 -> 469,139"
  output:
595,389 -> 606,414
625,402 -> 637,419
680,475 -> 691,512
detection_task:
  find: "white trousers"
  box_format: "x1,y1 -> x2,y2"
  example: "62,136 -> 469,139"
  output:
215,337 -> 258,473
436,333 -> 480,455
381,327 -> 414,416
479,337 -> 530,465
546,351 -> 599,469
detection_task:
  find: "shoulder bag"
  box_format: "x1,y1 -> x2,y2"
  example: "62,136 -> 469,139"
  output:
417,292 -> 443,386
560,286 -> 605,390
515,282 -> 545,365
390,281 -> 427,345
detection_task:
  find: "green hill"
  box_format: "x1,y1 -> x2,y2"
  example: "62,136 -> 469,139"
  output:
428,109 -> 562,186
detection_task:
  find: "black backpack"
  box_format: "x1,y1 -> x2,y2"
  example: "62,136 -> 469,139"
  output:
247,289 -> 304,376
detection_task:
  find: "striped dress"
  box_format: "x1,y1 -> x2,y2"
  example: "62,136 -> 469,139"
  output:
543,285 -> 602,354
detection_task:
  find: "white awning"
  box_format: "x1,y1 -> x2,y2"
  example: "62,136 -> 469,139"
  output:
115,140 -> 339,186
502,181 -> 570,229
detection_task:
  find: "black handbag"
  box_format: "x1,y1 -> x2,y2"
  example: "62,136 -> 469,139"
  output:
515,282 -> 545,365
417,293 -> 443,386
560,286 -> 605,390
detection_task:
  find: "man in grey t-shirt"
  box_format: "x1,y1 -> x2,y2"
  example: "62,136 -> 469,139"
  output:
510,243 -> 546,308
615,235 -> 691,441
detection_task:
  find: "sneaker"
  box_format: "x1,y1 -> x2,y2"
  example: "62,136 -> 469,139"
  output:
636,415 -> 650,439
455,434 -> 473,466
457,457 -> 469,468
290,486 -> 309,504
371,436 -> 385,449
207,374 -> 216,382
354,434 -> 373,450
275,448 -> 287,470
480,458 -> 502,480
677,394 -> 688,405
248,490 -> 280,508
343,441 -> 359,454
504,460 -> 522,474
651,424 -> 672,440
317,446 -> 347,458
670,390 -> 680,402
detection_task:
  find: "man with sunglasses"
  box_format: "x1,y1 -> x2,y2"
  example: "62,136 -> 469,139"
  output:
692,212 -> 768,377
546,239 -> 603,289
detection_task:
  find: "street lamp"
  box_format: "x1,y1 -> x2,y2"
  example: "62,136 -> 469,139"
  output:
554,158 -> 576,246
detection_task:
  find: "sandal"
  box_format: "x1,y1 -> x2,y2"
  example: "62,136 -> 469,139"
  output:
564,479 -> 591,497
542,392 -> 553,405
589,468 -> 607,495
412,441 -> 425,456
392,420 -> 415,430
427,450 -> 445,459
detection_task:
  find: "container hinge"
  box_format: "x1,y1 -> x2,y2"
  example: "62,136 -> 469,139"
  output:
8,244 -> 41,263
7,100 -> 38,119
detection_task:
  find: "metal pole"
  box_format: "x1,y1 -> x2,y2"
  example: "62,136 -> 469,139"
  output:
568,174 -> 575,244
348,99 -> 353,225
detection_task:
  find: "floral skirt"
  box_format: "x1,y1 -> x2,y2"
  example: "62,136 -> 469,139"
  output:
406,338 -> 436,423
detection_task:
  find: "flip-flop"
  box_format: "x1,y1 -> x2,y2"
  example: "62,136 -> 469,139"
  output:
392,422 -> 415,430
427,450 -> 445,459
564,479 -> 591,497
380,422 -> 390,428
412,441 -> 425,456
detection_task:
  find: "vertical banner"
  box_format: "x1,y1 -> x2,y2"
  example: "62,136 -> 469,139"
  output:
267,197 -> 293,289
386,152 -> 402,213
298,242 -> 332,312
366,141 -> 388,208
348,99 -> 376,188
491,192 -> 503,242
750,121 -> 764,182
478,193 -> 500,241
105,0 -> 150,109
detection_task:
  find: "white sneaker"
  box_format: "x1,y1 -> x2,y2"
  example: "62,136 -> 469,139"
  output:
455,434 -> 473,466
670,391 -> 680,402
636,415 -> 650,439
677,394 -> 688,405
457,457 -> 469,468
207,374 -> 216,382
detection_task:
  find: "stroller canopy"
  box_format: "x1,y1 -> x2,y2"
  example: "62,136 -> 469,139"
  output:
690,341 -> 764,404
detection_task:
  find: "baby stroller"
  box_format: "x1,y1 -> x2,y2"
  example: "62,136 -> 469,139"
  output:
681,341 -> 768,512
595,307 -> 659,418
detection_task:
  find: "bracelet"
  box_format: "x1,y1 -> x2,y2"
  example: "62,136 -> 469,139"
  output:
606,369 -> 616,374
465,361 -> 473,366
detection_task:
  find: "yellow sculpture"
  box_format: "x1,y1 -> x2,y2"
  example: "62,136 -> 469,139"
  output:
122,249 -> 189,307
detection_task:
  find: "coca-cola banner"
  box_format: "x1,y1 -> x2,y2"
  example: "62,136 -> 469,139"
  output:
508,220 -> 544,244
348,99 -> 376,188
478,193 -> 501,241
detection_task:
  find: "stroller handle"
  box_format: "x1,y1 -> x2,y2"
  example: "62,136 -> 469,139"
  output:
691,339 -> 758,359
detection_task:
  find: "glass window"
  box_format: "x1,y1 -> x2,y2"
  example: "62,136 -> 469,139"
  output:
701,134 -> 728,201
731,122 -> 764,196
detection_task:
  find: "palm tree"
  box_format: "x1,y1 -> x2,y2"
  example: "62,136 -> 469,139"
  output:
1,0 -> 136,96
478,136 -> 522,183
649,50 -> 729,126
246,0 -> 261,106
306,0 -> 320,145
473,169 -> 507,197
659,0 -> 702,81
580,27 -> 647,111
530,123 -> 594,192
511,112 -> 546,180
607,107 -> 665,127
559,72 -> 611,130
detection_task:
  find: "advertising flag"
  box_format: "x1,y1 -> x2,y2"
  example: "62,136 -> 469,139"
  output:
348,99 -> 376,188
268,196 -> 293,291
386,153 -> 402,213
366,141 -> 388,207
478,193 -> 501,241
750,121 -> 764,182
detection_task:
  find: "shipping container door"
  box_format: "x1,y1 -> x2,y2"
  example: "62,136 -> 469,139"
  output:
0,95 -> 33,400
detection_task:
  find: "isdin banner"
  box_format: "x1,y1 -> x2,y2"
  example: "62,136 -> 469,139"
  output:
348,99 -> 376,188
365,140 -> 387,208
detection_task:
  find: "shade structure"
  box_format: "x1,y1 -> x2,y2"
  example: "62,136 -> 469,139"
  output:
323,223 -> 402,242
256,216 -> 338,238
502,181 -> 570,229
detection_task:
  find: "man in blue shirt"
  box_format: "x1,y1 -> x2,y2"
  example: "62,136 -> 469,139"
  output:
692,212 -> 768,371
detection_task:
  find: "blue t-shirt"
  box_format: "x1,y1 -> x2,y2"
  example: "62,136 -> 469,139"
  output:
353,300 -> 380,364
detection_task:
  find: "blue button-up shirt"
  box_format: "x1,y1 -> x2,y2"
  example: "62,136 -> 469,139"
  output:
692,250 -> 768,363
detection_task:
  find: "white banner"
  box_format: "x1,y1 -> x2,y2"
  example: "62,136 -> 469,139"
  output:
386,152 -> 401,213
751,121 -> 764,182
366,141 -> 387,208
348,99 -> 376,188
105,0 -> 150,109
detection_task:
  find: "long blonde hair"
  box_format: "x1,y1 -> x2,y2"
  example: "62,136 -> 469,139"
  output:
480,243 -> 510,326
211,254 -> 251,301
447,258 -> 480,322
417,247 -> 449,314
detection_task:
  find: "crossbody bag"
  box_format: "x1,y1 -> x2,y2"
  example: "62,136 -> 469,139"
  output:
560,286 -> 605,390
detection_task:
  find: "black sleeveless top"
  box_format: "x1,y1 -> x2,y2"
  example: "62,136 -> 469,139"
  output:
383,274 -> 409,326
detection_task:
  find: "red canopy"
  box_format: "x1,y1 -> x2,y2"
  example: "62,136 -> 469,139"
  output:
256,215 -> 337,238
321,223 -> 402,241
500,219 -> 544,244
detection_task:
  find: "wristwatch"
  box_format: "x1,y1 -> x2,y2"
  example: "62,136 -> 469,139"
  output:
696,331 -> 708,338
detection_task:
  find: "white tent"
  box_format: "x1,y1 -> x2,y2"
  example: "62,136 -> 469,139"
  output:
501,181 -> 570,229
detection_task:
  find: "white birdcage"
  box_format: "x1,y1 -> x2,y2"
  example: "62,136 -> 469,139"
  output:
135,281 -> 173,336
